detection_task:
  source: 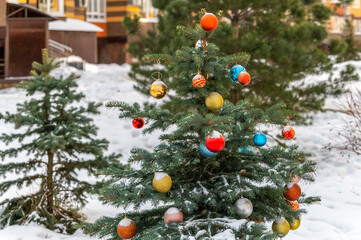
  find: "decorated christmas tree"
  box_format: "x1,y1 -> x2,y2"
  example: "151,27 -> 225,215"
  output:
0,50 -> 119,233
84,11 -> 319,239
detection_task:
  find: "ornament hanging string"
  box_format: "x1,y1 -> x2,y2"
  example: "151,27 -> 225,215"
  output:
151,60 -> 163,81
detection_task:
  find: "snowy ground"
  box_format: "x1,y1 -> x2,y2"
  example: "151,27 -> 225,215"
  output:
0,60 -> 360,239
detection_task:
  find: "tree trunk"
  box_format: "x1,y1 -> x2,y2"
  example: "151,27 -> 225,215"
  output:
46,151 -> 54,213
43,83 -> 54,214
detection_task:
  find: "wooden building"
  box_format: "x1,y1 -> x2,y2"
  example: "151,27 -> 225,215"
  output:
1,2 -> 56,84
0,0 -> 158,84
12,0 -> 129,64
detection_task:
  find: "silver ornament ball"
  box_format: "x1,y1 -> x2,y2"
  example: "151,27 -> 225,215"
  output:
195,40 -> 208,49
235,198 -> 253,218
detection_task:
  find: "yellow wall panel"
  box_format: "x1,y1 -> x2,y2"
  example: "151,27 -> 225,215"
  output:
106,16 -> 125,22
106,6 -> 127,12
65,0 -> 75,7
65,12 -> 75,18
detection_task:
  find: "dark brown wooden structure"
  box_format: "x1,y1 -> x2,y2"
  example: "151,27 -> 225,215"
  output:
1,2 -> 54,84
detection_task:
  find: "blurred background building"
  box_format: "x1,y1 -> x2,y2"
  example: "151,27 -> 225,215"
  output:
324,0 -> 361,40
0,0 -> 157,83
2,0 -> 361,83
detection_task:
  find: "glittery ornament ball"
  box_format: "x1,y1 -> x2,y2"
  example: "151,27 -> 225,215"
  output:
192,74 -> 206,88
132,117 -> 144,129
199,143 -> 215,157
238,146 -> 254,155
117,217 -> 137,239
200,13 -> 218,31
253,133 -> 267,147
152,172 -> 172,193
150,80 -> 168,99
283,183 -> 301,201
164,207 -> 184,224
272,217 -> 290,237
205,92 -> 224,111
235,198 -> 253,218
288,200 -> 299,211
282,125 -> 295,140
290,218 -> 301,230
237,72 -> 251,85
205,131 -> 225,153
230,64 -> 246,83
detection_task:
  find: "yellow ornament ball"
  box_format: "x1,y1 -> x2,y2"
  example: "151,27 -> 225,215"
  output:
205,92 -> 224,111
272,217 -> 290,237
290,218 -> 301,230
150,80 -> 168,99
152,172 -> 172,193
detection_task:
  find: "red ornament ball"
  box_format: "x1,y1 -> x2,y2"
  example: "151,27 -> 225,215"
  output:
282,125 -> 295,139
117,218 -> 137,239
205,131 -> 225,152
237,72 -> 251,85
288,200 -> 299,211
200,13 -> 218,31
132,117 -> 144,129
192,74 -> 206,88
164,207 -> 184,223
283,183 -> 301,201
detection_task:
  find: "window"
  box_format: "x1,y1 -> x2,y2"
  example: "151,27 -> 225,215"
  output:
128,0 -> 158,20
87,0 -> 106,22
75,0 -> 87,8
355,19 -> 361,34
354,0 -> 360,8
331,15 -> 345,33
38,0 -> 64,14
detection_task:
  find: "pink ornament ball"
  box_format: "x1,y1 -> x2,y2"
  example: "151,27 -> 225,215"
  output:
164,207 -> 183,224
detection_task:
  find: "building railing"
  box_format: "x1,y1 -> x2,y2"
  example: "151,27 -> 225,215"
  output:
48,39 -> 73,58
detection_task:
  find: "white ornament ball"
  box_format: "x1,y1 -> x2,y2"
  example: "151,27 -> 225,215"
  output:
235,198 -> 253,218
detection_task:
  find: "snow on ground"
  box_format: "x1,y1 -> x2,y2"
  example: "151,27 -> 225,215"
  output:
0,60 -> 360,239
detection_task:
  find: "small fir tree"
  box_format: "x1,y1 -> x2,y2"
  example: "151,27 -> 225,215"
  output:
0,50 -> 119,233
84,14 -> 319,239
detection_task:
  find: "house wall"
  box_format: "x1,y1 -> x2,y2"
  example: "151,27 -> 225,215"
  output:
6,18 -> 48,77
324,0 -> 361,36
50,30 -> 98,63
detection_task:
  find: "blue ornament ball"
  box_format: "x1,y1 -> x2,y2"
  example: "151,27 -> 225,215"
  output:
238,146 -> 254,154
230,64 -> 246,83
199,143 -> 215,157
253,133 -> 267,147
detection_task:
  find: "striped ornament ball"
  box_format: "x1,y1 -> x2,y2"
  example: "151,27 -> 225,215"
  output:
192,74 -> 206,88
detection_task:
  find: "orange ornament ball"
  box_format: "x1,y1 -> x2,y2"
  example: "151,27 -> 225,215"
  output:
283,183 -> 301,201
288,200 -> 299,211
237,72 -> 251,85
117,218 -> 137,239
282,125 -> 295,140
200,13 -> 218,31
192,74 -> 206,88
